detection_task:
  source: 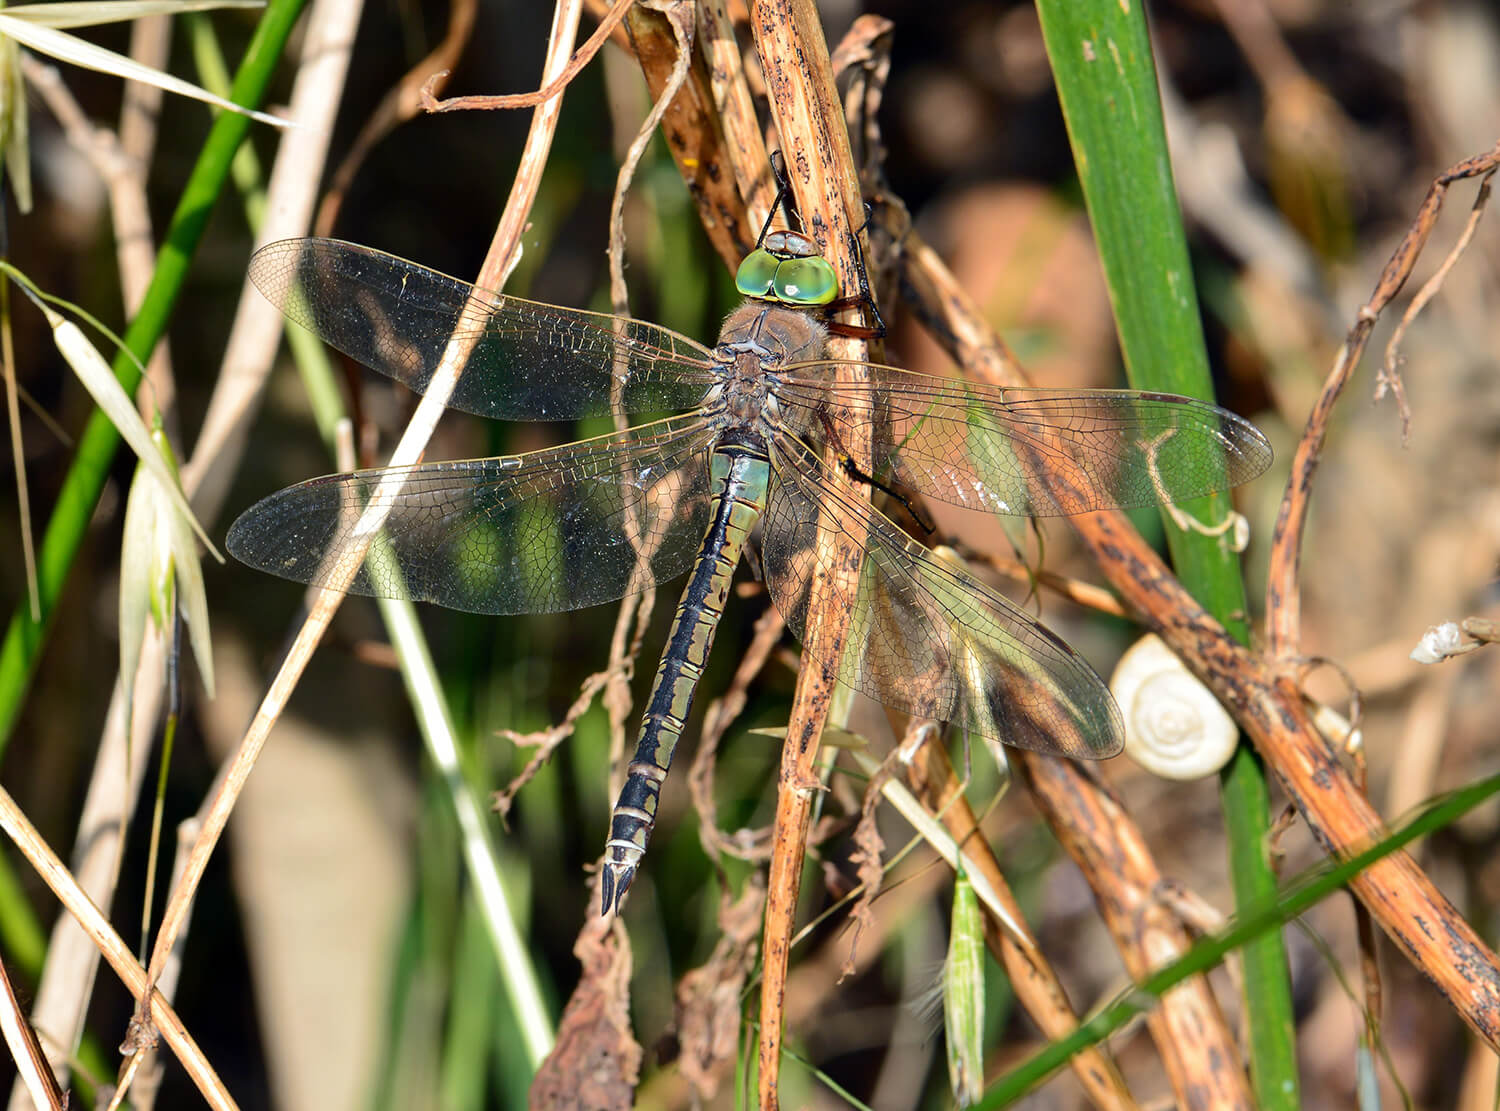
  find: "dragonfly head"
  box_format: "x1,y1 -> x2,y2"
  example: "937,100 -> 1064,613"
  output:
734,230 -> 840,308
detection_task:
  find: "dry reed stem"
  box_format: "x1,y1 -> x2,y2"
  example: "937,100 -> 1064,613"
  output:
1266,141 -> 1500,657
10,3 -> 362,1092
420,0 -> 633,115
896,215 -> 1253,1101
118,16 -> 167,173
16,642 -> 161,1098
901,735 -> 1142,1111
1017,755 -> 1253,1107
746,3 -> 871,1104
0,957 -> 64,1110
126,819 -> 200,1111
144,0 -> 585,1025
893,221 -> 1028,386
0,786 -> 234,1109
624,0 -> 758,271
118,15 -> 175,441
969,550 -> 1129,619
695,0 -> 778,231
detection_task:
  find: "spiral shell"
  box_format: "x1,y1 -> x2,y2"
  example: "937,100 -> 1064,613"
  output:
1110,634 -> 1239,780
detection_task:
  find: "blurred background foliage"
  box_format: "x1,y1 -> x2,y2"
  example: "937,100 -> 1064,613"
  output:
0,0 -> 1497,1107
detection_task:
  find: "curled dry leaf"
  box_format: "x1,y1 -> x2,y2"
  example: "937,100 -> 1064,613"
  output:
672,879 -> 765,1102
529,919 -> 640,1111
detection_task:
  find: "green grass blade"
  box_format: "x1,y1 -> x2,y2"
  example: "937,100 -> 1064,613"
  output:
378,594 -> 555,1068
980,770 -> 1500,1105
1034,0 -> 1297,1105
0,0 -> 307,753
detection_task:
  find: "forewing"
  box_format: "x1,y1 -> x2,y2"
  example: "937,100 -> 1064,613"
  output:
775,365 -> 1272,516
227,416 -> 717,614
249,238 -> 721,421
762,434 -> 1122,757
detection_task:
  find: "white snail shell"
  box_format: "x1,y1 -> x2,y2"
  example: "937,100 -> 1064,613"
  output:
1110,634 -> 1239,780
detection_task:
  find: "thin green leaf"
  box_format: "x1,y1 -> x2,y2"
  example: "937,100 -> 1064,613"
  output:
1036,0 -> 1298,1104
944,867 -> 985,1108
0,36 -> 30,213
980,771 -> 1500,1105
0,13 -> 286,128
3,0 -> 262,30
41,305 -> 219,559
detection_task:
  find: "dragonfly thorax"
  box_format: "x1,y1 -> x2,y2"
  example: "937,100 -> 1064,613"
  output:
712,301 -> 828,428
717,300 -> 828,364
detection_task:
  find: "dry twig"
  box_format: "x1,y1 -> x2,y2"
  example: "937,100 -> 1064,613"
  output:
145,0 -> 588,1060
896,205 -> 1254,1103
745,5 -> 873,1103
1266,142 -> 1500,657
314,0 -> 478,235
0,786 -> 233,1108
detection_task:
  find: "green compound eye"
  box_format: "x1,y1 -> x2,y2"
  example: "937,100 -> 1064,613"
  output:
734,249 -> 781,299
771,256 -> 839,305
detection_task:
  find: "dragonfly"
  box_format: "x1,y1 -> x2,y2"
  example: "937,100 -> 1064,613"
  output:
228,225 -> 1272,914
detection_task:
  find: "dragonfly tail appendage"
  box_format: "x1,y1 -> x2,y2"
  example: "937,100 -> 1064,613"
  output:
601,775 -> 664,915
600,861 -> 636,917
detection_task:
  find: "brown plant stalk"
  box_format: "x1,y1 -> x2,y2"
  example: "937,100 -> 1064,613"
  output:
744,3 -> 875,1104
894,226 -> 1252,1104
143,0 -> 589,1059
894,136 -> 1500,1056
901,734 -> 1143,1111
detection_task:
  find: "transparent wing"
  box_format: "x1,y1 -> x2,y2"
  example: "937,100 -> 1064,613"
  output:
226,415 -> 718,614
249,238 -> 722,421
762,433 -> 1122,757
774,365 -> 1272,516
